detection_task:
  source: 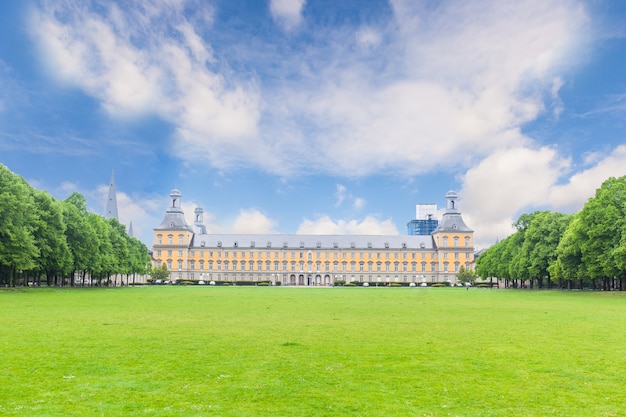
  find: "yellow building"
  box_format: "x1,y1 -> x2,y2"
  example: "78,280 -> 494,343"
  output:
152,190 -> 473,285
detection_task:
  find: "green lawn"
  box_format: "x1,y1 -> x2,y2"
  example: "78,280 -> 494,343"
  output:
1,286 -> 625,416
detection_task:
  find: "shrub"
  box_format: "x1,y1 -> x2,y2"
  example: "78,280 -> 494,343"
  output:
334,280 -> 346,286
258,282 -> 269,286
344,283 -> 356,287
389,282 -> 403,287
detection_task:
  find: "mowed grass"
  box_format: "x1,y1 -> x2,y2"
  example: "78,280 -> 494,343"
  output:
1,287 -> 626,416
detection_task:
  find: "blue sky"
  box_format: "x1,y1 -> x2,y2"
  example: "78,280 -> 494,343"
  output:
2,0 -> 626,249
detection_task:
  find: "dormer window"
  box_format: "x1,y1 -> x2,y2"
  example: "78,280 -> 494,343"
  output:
250,241 -> 255,248
267,241 -> 272,248
350,242 -> 355,248
217,241 -> 222,248
367,242 -> 372,248
333,242 -> 338,248
300,241 -> 305,249
234,241 -> 238,248
384,242 -> 390,248
283,241 -> 288,248
316,241 -> 322,248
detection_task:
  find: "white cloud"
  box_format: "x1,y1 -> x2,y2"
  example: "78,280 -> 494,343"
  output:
261,0 -> 589,176
459,144 -> 626,249
353,197 -> 365,210
29,1 -> 260,165
548,145 -> 626,211
297,215 -> 399,235
335,184 -> 346,207
27,0 -> 595,189
269,0 -> 306,31
459,146 -> 570,249
232,208 -> 279,234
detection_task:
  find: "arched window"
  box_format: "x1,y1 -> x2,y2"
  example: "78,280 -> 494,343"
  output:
453,236 -> 459,247
157,235 -> 162,245
442,236 -> 448,247
464,236 -> 470,247
167,235 -> 173,245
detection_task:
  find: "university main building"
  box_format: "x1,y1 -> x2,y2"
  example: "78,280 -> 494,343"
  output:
152,190 -> 474,285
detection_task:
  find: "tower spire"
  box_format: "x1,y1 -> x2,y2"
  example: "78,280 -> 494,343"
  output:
105,170 -> 119,221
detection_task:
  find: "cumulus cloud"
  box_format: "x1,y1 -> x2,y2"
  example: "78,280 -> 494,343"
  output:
460,144 -> 626,249
548,145 -> 626,211
269,0 -> 306,31
297,215 -> 399,235
28,0 -> 261,167
232,208 -> 279,233
28,0 -> 590,177
260,0 -> 589,176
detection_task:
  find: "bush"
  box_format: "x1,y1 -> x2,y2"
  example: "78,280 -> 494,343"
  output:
176,279 -> 195,286
431,282 -> 451,287
344,282 -> 357,286
389,282 -> 403,287
258,282 -> 269,286
334,280 -> 346,286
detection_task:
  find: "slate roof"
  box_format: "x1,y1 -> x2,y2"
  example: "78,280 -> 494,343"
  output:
190,233 -> 435,250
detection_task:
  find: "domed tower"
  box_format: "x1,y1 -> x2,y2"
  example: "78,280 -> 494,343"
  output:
153,190 -> 195,277
432,190 -> 474,282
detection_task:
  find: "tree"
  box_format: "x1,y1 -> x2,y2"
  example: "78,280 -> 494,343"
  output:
0,165 -> 39,286
518,211 -> 572,289
149,264 -> 170,282
575,176 -> 626,290
61,197 -> 98,286
31,190 -> 73,285
456,266 -> 476,285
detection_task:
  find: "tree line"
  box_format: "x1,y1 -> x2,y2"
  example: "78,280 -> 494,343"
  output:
476,176 -> 626,290
0,164 -> 150,287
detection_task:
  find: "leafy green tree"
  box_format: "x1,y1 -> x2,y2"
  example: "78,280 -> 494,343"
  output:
149,264 -> 170,282
86,213 -> 114,285
576,176 -> 626,290
61,197 -> 98,286
0,165 -> 39,286
456,266 -> 476,285
31,190 -> 73,285
518,211 -> 572,288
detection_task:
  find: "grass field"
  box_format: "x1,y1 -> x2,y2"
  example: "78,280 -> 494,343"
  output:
1,286 -> 625,416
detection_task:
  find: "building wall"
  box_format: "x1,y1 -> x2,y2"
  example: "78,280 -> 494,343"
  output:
152,235 -> 474,285
152,190 -> 474,285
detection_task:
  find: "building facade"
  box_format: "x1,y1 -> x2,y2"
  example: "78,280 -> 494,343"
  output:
152,190 -> 474,285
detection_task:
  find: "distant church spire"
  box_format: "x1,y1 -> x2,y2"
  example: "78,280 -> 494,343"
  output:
128,221 -> 134,237
105,170 -> 119,221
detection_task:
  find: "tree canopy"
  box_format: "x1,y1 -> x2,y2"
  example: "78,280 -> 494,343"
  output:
0,164 -> 150,286
477,176 -> 626,290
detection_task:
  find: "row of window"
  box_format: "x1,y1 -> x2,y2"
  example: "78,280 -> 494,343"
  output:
441,236 -> 471,247
183,273 -> 449,283
158,259 -> 472,274
155,234 -> 471,249
153,249 -> 475,261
